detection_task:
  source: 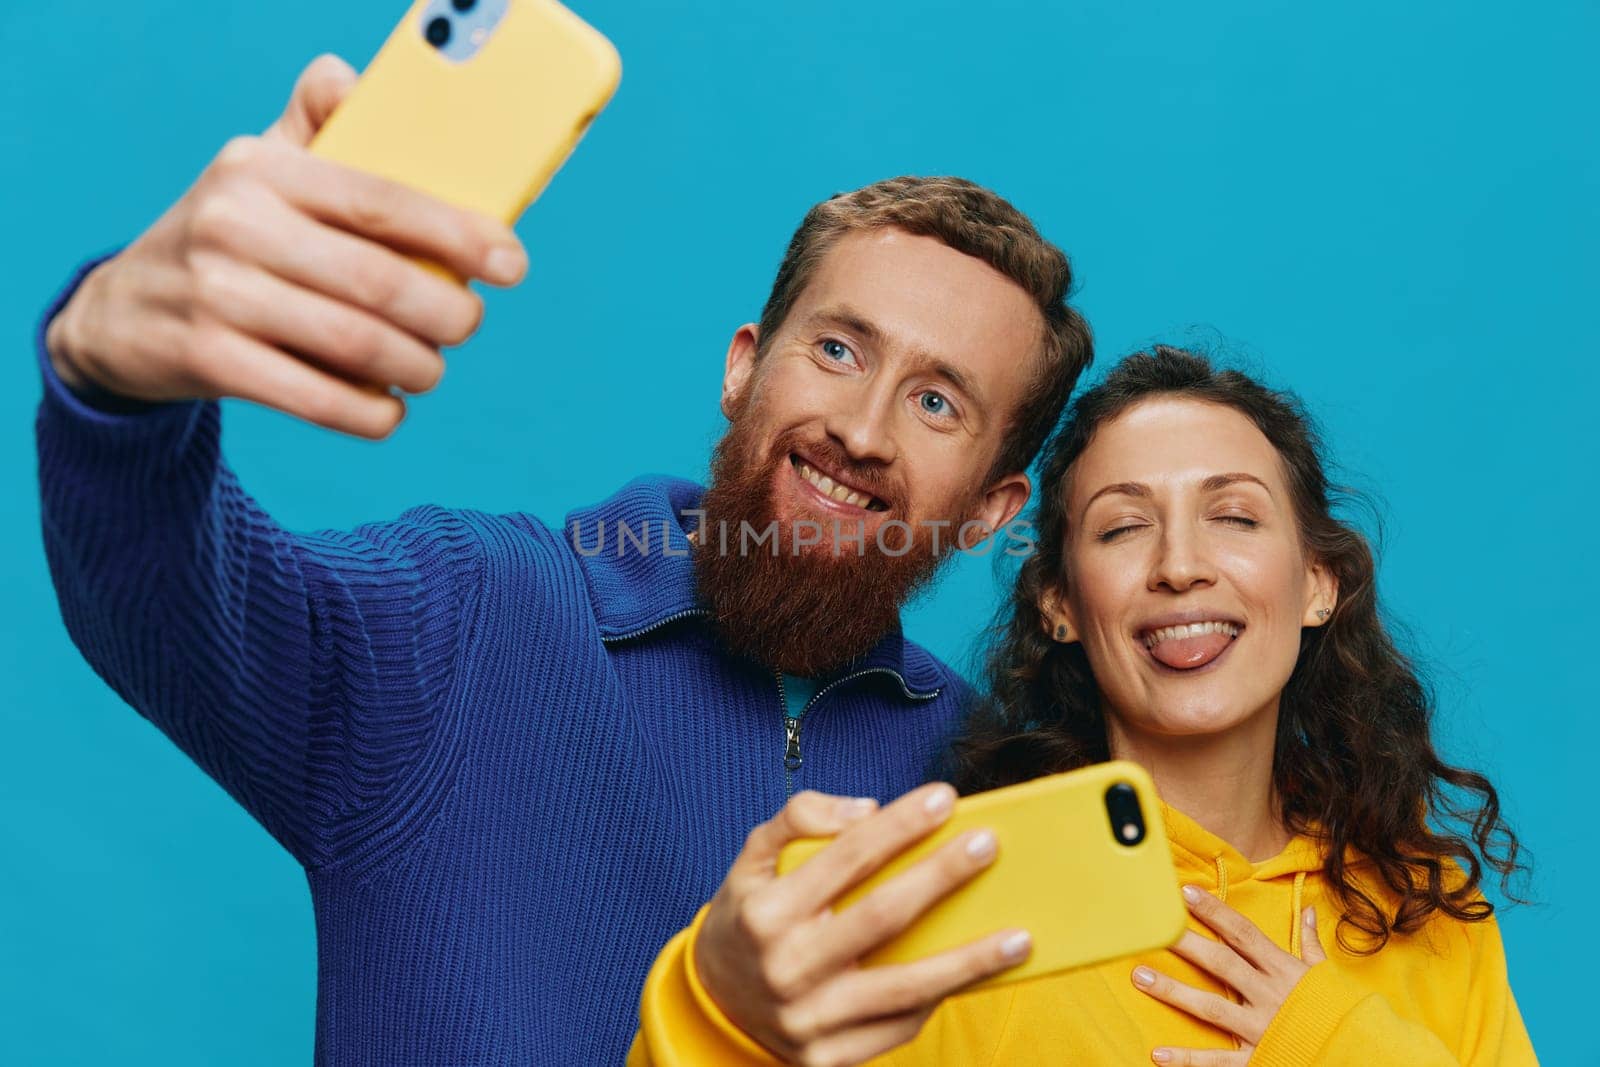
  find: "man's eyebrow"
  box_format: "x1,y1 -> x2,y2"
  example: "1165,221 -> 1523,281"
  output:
802,305 -> 987,411
1082,473 -> 1274,510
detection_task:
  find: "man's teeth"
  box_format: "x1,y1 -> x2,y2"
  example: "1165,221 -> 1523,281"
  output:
1143,621 -> 1241,648
798,461 -> 876,510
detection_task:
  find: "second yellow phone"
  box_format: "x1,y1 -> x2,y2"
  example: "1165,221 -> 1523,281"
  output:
309,0 -> 620,233
777,761 -> 1188,992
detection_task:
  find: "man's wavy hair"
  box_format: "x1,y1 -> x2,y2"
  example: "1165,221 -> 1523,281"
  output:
948,345 -> 1527,952
757,176 -> 1093,479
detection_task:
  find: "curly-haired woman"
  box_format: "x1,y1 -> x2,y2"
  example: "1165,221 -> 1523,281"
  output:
631,347 -> 1534,1066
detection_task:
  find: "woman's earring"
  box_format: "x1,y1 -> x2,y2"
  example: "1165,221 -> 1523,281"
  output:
1054,624 -> 1068,640
1316,608 -> 1331,620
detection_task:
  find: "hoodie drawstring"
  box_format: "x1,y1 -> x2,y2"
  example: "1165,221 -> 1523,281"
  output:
1212,858 -> 1307,960
1289,871 -> 1306,960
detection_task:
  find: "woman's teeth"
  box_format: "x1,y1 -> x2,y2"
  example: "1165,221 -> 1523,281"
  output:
1142,620 -> 1240,648
797,460 -> 878,510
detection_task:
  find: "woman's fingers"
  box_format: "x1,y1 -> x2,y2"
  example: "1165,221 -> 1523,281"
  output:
1301,907 -> 1327,965
1131,965 -> 1252,1041
1180,886 -> 1288,972
768,783 -> 959,918
777,826 -> 1001,989
803,927 -> 1031,1031
785,1010 -> 935,1067
1166,931 -> 1265,1001
1150,1047 -> 1250,1066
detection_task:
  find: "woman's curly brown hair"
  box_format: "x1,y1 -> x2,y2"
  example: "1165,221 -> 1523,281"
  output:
947,345 -> 1527,952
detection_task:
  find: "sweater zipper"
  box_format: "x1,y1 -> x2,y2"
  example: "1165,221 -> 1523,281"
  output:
778,667 -> 944,798
778,672 -> 803,799
598,607 -> 712,644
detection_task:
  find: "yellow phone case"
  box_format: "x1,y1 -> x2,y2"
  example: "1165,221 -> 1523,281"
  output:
777,761 -> 1188,991
308,0 -> 621,226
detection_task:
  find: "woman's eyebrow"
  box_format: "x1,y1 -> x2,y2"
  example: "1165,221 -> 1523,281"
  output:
1082,472 -> 1274,511
1083,481 -> 1151,508
1201,472 -> 1274,497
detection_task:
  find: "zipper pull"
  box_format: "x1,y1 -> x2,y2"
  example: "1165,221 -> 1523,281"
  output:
784,716 -> 803,771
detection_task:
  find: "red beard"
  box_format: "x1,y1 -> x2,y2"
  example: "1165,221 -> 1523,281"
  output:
693,396 -> 979,677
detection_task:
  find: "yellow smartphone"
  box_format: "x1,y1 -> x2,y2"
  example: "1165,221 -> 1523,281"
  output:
309,0 -> 620,230
777,761 -> 1188,992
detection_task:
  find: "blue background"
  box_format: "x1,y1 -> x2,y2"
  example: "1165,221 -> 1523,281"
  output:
2,0 -> 1593,1062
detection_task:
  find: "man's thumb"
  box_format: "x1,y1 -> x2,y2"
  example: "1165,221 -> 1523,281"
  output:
265,54 -> 358,147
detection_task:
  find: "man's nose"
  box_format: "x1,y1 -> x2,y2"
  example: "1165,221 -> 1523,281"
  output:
823,378 -> 899,465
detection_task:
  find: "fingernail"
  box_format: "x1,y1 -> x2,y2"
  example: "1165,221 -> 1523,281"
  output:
1132,965 -> 1156,988
1000,931 -> 1032,963
485,244 -> 527,284
1305,906 -> 1317,927
1180,884 -> 1200,905
838,797 -> 877,822
923,784 -> 955,817
965,829 -> 996,862
1151,1049 -> 1172,1065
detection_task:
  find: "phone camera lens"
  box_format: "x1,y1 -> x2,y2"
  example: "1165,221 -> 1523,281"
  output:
425,16 -> 452,47
1103,783 -> 1147,846
452,0 -> 478,11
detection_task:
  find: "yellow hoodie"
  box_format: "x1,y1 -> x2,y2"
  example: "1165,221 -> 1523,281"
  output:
630,804 -> 1536,1065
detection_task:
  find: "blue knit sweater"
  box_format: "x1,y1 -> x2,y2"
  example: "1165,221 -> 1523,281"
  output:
35,261 -> 972,1065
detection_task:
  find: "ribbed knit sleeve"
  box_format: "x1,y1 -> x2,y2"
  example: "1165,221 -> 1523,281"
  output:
34,260 -> 484,871
1251,915 -> 1537,1066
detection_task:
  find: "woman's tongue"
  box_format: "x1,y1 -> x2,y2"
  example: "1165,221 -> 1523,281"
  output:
1147,631 -> 1233,670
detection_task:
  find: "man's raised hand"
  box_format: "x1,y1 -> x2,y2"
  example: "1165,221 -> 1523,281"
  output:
46,54 -> 528,439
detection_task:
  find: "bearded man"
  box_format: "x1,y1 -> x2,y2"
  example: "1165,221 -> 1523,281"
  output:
36,57 -> 1091,1065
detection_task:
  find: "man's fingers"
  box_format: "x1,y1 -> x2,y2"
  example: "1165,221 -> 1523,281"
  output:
772,783 -> 958,914
265,54 -> 358,147
196,187 -> 485,348
207,135 -> 527,287
194,326 -> 406,439
1166,931 -> 1265,1002
805,927 -> 1030,1032
192,256 -> 445,394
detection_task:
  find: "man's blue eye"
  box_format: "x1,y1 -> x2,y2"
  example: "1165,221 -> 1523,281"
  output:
920,392 -> 948,415
821,340 -> 851,361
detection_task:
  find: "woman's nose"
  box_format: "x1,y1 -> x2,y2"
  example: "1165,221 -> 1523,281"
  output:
1148,525 -> 1216,592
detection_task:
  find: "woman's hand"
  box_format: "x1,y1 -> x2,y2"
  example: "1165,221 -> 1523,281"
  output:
1130,884 -> 1327,1065
694,785 -> 1032,1067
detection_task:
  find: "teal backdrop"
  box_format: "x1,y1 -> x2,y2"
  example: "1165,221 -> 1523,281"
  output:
2,1 -> 1593,1062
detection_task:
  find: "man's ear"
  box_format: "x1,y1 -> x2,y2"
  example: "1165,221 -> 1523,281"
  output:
1301,557 -> 1339,627
721,324 -> 760,420
957,471 -> 1032,551
1039,582 -> 1079,645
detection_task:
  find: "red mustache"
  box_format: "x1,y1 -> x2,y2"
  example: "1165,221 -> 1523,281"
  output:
769,428 -> 906,514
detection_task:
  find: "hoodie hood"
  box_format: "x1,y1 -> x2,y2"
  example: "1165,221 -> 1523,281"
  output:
1160,801 -> 1338,961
